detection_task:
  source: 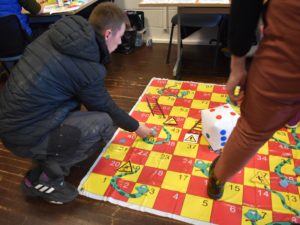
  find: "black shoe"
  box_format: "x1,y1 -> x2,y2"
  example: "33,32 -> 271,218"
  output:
207,156 -> 225,200
22,171 -> 78,204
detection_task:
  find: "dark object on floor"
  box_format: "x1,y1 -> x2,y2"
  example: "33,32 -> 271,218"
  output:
0,14 -> 29,73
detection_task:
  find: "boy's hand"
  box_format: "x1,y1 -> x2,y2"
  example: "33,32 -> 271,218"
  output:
135,123 -> 154,138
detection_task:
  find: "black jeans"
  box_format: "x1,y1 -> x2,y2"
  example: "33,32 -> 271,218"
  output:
29,111 -> 115,178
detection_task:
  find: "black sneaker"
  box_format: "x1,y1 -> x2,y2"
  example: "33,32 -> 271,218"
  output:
22,171 -> 78,204
207,156 -> 225,200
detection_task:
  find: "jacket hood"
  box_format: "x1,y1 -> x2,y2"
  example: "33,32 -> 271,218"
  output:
48,15 -> 109,62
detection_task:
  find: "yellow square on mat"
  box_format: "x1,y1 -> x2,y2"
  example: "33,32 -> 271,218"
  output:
292,149 -> 300,160
257,142 -> 269,155
145,86 -> 161,95
244,168 -> 270,188
183,117 -> 200,130
181,194 -> 213,222
166,80 -> 182,89
146,114 -> 167,125
178,90 -> 196,99
241,207 -> 272,225
197,83 -> 214,92
102,144 -> 130,161
81,173 -> 111,196
145,151 -> 172,170
269,155 -> 296,176
169,106 -> 190,118
161,171 -> 191,193
132,138 -> 154,151
158,95 -> 177,106
271,191 -> 300,214
199,135 -> 209,145
221,182 -> 244,205
192,159 -> 211,178
116,164 -> 144,183
158,126 -> 181,141
128,184 -> 160,208
210,93 -> 227,103
174,142 -> 198,158
135,102 -> 152,113
191,99 -> 210,110
272,130 -> 290,144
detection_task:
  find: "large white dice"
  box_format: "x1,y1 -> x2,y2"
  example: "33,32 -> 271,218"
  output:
201,104 -> 240,151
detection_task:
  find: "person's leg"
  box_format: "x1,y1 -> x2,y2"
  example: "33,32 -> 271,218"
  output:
207,62 -> 300,199
23,111 -> 115,204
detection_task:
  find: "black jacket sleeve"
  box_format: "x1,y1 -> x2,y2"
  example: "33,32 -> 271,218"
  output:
19,0 -> 41,15
229,0 -> 263,56
77,77 -> 139,132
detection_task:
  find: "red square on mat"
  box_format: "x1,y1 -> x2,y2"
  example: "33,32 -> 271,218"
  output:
140,93 -> 160,102
288,131 -> 299,147
194,91 -> 212,101
149,79 -> 168,87
268,141 -> 292,157
92,158 -> 121,176
196,145 -> 219,161
168,155 -> 195,174
208,101 -> 224,108
269,172 -> 299,194
123,147 -> 150,165
104,179 -> 135,202
243,186 -> 272,210
186,175 -> 208,198
272,212 -> 300,224
112,130 -> 137,146
230,169 -> 244,184
131,111 -> 150,122
152,140 -> 177,154
174,98 -> 192,108
152,188 -> 185,215
181,81 -> 198,90
188,108 -> 202,119
159,88 -> 180,96
210,201 -> 242,225
158,104 -> 172,116
213,85 -> 226,94
246,154 -> 270,171
137,166 -> 166,187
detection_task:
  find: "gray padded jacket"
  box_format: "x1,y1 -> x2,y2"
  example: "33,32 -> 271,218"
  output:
0,15 -> 139,150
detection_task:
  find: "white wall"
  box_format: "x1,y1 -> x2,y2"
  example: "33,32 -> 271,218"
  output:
114,0 -> 218,45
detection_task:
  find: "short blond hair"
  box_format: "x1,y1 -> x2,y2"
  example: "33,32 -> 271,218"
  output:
88,2 -> 127,35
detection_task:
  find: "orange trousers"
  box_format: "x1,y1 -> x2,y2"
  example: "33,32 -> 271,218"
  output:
215,0 -> 300,182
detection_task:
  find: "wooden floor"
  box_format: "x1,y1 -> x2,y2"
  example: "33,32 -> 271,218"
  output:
0,43 -> 229,225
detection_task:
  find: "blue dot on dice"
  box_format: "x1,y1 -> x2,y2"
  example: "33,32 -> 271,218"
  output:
220,136 -> 227,141
206,133 -> 210,138
220,129 -> 226,135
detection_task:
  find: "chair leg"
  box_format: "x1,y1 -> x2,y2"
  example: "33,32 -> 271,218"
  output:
213,18 -> 224,68
166,24 -> 175,64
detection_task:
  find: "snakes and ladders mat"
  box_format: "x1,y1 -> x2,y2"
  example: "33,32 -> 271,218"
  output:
78,78 -> 300,225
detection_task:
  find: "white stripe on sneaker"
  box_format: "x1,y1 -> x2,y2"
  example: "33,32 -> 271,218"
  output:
39,186 -> 49,192
46,187 -> 55,194
35,184 -> 43,189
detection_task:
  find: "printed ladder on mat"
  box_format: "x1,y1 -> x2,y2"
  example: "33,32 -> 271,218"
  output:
78,78 -> 300,225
